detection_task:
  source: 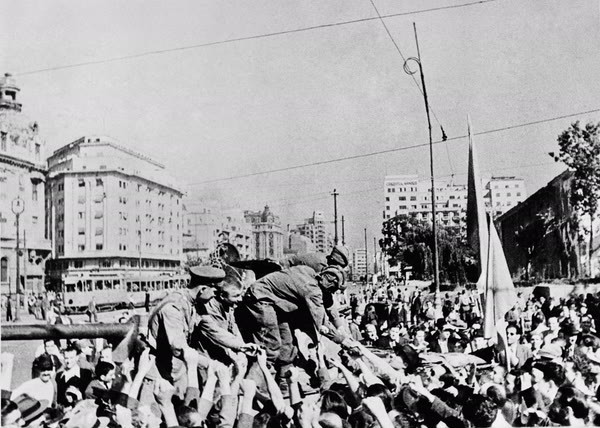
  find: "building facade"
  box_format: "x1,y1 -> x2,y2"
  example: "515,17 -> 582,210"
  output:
497,170 -> 599,280
384,174 -> 527,226
183,206 -> 253,263
0,73 -> 51,295
383,175 -> 467,227
45,136 -> 184,290
351,248 -> 367,281
244,205 -> 284,259
293,211 -> 333,253
485,176 -> 527,218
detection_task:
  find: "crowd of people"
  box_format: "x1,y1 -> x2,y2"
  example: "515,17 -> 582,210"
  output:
4,246 -> 600,427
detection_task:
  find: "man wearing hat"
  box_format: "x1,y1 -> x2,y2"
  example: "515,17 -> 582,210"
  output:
239,265 -> 347,381
146,265 -> 225,397
278,245 -> 349,273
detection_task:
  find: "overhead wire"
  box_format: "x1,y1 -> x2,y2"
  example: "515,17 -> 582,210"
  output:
185,107 -> 600,185
367,0 -> 455,177
16,0 -> 499,76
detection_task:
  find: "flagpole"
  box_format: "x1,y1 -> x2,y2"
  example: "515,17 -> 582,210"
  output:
404,23 -> 440,296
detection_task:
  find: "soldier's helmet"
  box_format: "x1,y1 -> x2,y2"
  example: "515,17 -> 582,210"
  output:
319,266 -> 346,292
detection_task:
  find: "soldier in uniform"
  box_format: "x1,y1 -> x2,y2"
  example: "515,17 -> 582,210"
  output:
238,265 -> 348,382
146,266 -> 224,398
278,245 -> 349,273
192,276 -> 261,365
279,246 -> 350,335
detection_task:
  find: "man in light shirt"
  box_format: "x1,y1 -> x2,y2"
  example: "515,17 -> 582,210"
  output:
11,354 -> 55,405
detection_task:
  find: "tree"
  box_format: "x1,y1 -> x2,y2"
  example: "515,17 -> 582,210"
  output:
551,121 -> 600,276
380,215 -> 476,283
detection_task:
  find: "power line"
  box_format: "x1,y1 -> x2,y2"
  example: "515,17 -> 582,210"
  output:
367,0 -> 444,128
186,107 -> 600,185
16,0 -> 499,76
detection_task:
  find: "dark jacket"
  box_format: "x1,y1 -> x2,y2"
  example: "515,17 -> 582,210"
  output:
56,367 -> 93,405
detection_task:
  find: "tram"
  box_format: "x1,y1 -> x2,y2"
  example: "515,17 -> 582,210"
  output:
59,273 -> 190,313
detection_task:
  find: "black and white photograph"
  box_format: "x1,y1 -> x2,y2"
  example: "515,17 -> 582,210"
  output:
1,1 -> 600,427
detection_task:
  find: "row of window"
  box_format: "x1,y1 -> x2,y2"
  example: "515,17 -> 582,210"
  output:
62,258 -> 179,270
492,183 -> 522,189
386,186 -> 418,193
494,192 -> 522,197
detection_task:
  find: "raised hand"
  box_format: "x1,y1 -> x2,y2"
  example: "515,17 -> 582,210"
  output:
240,343 -> 261,356
154,377 -> 176,405
256,349 -> 268,369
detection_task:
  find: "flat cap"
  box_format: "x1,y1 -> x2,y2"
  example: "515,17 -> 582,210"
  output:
328,246 -> 349,268
188,266 -> 226,288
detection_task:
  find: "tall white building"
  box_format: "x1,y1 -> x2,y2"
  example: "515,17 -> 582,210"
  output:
352,248 -> 367,281
485,176 -> 527,218
45,136 -> 184,290
383,174 -> 527,225
0,73 -> 51,294
293,211 -> 333,254
383,175 -> 467,226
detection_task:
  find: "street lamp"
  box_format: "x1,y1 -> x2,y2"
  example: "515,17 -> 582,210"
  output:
403,23 -> 440,296
11,196 -> 25,321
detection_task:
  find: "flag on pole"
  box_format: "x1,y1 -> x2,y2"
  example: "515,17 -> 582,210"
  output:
483,218 -> 518,341
465,116 -> 517,363
466,116 -> 489,281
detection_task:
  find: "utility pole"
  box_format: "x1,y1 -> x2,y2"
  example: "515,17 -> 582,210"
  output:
11,197 -> 24,321
23,230 -> 27,296
332,189 -> 339,245
373,237 -> 377,275
364,228 -> 368,284
404,23 -> 440,296
341,216 -> 345,246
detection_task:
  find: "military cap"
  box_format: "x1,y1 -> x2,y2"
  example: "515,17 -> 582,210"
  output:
188,266 -> 226,288
328,245 -> 349,268
320,266 -> 346,291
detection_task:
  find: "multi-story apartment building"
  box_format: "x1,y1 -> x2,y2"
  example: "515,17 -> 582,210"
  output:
45,136 -> 184,290
293,211 -> 333,253
485,176 -> 527,218
383,174 -> 526,226
0,73 -> 51,294
383,175 -> 467,226
183,206 -> 253,263
244,205 -> 284,259
351,248 -> 367,281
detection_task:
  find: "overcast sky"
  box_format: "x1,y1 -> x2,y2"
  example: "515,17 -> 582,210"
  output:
2,0 -> 599,250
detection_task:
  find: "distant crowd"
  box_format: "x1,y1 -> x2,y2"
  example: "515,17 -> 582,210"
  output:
4,247 -> 600,427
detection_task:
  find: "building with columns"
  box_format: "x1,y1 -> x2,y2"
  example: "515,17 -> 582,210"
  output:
244,205 -> 284,259
45,136 -> 185,291
0,73 -> 51,295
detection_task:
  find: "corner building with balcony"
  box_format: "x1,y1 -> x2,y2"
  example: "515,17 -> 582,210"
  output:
0,73 -> 51,295
45,136 -> 186,298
